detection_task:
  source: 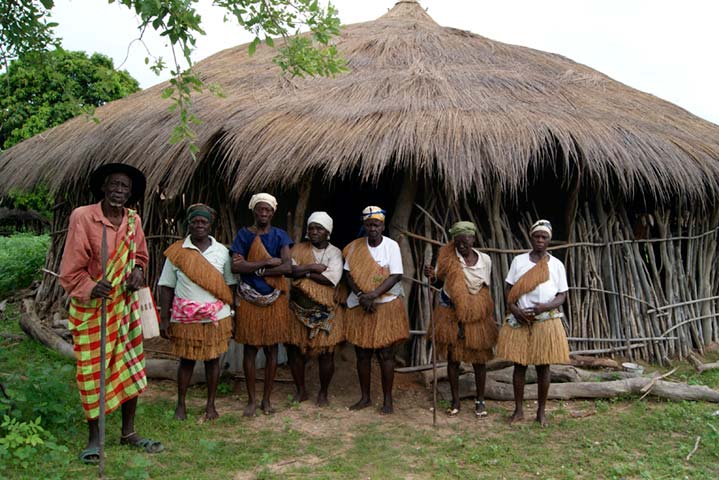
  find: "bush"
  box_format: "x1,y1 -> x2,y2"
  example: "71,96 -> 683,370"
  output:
0,233 -> 50,297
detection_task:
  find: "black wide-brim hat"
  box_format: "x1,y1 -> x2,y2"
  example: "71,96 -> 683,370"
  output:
89,163 -> 146,205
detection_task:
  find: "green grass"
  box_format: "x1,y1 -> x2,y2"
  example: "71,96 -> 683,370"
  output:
0,233 -> 50,297
1,301 -> 719,479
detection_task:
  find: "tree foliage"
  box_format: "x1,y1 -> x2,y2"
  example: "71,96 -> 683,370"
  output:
0,49 -> 140,149
0,1 -> 346,155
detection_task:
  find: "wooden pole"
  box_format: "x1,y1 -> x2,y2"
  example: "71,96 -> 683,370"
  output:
98,226 -> 108,478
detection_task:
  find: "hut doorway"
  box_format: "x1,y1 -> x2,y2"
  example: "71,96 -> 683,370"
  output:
300,171 -> 404,250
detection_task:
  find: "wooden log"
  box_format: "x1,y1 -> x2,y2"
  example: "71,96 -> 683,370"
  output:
569,355 -> 620,370
20,299 -> 74,360
445,376 -> 719,402
687,352 -> 719,373
487,365 -> 639,384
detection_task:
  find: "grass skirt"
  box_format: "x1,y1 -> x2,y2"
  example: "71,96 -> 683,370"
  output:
234,292 -> 293,346
169,315 -> 232,361
431,304 -> 496,364
495,317 -> 570,366
286,306 -> 346,356
344,298 -> 409,349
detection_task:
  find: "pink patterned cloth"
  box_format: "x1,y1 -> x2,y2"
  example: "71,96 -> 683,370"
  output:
171,296 -> 225,324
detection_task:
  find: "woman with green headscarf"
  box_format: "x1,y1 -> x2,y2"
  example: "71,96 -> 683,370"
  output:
158,204 -> 236,421
424,221 -> 498,417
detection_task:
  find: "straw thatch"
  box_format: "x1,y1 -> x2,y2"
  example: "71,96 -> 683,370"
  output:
2,0 -> 719,201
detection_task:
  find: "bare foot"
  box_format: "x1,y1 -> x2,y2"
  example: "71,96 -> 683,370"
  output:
349,398 -> 372,411
509,410 -> 524,424
316,392 -> 329,407
260,399 -> 275,415
204,405 -> 219,421
174,403 -> 187,420
243,401 -> 256,417
291,389 -> 309,403
380,404 -> 394,415
536,413 -> 548,427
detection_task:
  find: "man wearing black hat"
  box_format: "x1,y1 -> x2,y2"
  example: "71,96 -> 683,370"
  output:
59,163 -> 163,463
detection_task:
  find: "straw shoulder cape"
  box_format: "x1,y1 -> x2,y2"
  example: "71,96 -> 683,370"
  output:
507,255 -> 550,305
435,241 -> 494,323
163,240 -> 233,305
342,238 -> 390,293
291,241 -> 337,308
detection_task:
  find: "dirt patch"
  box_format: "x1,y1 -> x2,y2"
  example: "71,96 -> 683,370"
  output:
151,342 -> 597,443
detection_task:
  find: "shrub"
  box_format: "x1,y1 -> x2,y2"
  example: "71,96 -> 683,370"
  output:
0,233 -> 50,297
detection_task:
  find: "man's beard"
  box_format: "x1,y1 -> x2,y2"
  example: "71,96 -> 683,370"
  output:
107,200 -> 125,208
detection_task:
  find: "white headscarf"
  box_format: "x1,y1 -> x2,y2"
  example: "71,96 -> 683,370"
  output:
248,193 -> 278,211
307,211 -> 333,237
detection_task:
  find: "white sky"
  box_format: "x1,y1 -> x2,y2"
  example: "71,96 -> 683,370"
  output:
51,0 -> 719,124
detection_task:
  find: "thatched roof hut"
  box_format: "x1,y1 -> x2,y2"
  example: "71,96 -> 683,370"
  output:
2,0 -> 719,364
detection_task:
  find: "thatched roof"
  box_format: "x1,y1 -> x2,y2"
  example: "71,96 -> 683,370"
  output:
2,0 -> 719,202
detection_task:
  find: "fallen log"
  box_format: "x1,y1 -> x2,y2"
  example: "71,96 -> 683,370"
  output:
443,375 -> 719,402
570,355 -> 621,370
488,365 -> 637,384
21,299 -> 74,359
687,352 -> 719,373
420,359 -> 514,386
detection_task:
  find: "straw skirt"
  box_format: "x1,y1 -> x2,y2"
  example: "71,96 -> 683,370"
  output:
344,298 -> 409,349
431,304 -> 496,364
234,294 -> 293,346
496,317 -> 570,366
169,315 -> 233,361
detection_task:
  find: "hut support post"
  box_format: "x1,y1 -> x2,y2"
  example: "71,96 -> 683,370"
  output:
291,181 -> 312,241
390,171 -> 418,311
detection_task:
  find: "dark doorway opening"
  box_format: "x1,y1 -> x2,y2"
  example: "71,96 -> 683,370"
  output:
303,170 -> 404,249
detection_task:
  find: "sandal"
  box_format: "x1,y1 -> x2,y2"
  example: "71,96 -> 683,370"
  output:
475,400 -> 487,417
79,446 -> 100,465
120,433 -> 164,453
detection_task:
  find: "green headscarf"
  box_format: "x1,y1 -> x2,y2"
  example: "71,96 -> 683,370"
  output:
186,203 -> 216,224
448,221 -> 477,238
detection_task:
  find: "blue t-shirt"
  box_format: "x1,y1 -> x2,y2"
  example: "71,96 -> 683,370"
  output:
229,227 -> 293,294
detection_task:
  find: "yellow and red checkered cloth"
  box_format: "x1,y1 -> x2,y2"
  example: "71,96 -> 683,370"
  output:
67,211 -> 147,420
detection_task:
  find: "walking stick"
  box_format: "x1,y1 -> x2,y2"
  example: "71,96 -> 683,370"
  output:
98,225 -> 108,478
427,277 -> 437,428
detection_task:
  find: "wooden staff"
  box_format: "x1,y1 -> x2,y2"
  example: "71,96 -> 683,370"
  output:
98,225 -> 108,478
426,276 -> 437,428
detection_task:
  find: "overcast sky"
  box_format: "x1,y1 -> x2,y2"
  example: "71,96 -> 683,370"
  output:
52,0 -> 719,124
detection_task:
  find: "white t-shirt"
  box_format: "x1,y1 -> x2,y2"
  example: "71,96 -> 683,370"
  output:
344,236 -> 404,307
505,253 -> 568,310
158,236 -> 236,321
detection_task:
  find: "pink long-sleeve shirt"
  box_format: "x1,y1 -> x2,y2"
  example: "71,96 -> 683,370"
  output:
59,202 -> 149,302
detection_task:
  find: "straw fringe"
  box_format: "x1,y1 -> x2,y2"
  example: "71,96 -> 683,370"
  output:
344,298 -> 409,349
234,235 -> 292,346
291,242 -> 336,307
495,317 -> 570,365
3,2 -> 719,204
169,316 -> 232,361
343,238 -> 390,294
507,256 -> 549,305
436,242 -> 495,323
431,303 -> 496,364
164,240 -> 233,305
